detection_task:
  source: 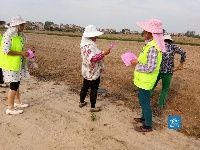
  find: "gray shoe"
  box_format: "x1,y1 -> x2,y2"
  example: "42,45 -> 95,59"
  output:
79,102 -> 87,108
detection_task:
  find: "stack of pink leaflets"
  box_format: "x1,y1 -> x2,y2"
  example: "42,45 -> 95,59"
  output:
121,51 -> 137,66
27,49 -> 35,58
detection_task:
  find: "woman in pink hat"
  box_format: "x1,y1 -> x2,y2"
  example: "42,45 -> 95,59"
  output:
79,25 -> 111,112
0,16 -> 30,115
130,18 -> 165,132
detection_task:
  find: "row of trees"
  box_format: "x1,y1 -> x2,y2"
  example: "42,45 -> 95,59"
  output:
185,30 -> 199,37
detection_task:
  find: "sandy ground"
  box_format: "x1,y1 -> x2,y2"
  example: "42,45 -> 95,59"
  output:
0,76 -> 200,150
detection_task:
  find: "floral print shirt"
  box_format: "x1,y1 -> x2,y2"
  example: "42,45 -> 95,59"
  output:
160,44 -> 186,73
81,44 -> 104,80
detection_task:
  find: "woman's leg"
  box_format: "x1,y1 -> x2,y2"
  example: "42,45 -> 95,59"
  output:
138,88 -> 152,127
8,82 -> 20,109
6,82 -> 23,114
14,81 -> 21,103
89,77 -> 100,108
138,89 -> 145,120
157,73 -> 172,108
0,68 -> 4,84
150,73 -> 161,94
80,78 -> 90,103
14,88 -> 21,103
7,89 -> 17,109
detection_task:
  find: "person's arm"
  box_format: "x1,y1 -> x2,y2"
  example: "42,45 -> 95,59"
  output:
173,44 -> 186,63
91,52 -> 104,62
173,44 -> 186,71
136,47 -> 158,73
90,45 -> 110,62
7,51 -> 29,57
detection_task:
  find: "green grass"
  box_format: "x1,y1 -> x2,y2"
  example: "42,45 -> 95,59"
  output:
174,41 -> 200,46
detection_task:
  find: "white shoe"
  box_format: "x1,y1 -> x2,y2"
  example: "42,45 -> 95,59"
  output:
14,103 -> 29,108
6,109 -> 23,115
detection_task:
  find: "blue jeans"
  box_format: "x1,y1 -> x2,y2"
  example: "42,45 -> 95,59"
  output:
138,88 -> 152,126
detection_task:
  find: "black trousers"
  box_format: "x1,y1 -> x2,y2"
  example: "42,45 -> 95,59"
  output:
80,77 -> 100,108
0,68 -> 4,84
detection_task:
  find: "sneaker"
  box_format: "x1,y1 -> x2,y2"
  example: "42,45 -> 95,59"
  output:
0,83 -> 9,88
6,109 -> 23,115
134,125 -> 153,132
14,103 -> 29,108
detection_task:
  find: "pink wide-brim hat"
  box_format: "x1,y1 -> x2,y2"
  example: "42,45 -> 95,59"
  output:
136,18 -> 166,52
9,15 -> 26,27
136,18 -> 163,34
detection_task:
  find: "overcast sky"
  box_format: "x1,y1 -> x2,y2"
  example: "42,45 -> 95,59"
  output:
1,0 -> 200,34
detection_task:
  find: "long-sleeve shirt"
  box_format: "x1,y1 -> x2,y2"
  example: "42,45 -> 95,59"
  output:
91,52 -> 104,62
160,43 -> 186,73
81,44 -> 104,80
136,47 -> 158,73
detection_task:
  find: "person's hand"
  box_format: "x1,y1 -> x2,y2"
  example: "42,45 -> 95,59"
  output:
173,63 -> 183,72
130,59 -> 138,67
21,51 -> 29,57
103,49 -> 110,55
177,63 -> 183,70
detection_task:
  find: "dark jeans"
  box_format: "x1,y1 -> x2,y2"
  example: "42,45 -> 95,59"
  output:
138,88 -> 152,127
0,68 -> 4,84
80,77 -> 100,108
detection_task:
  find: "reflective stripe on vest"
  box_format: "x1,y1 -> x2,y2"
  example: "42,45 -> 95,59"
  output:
133,39 -> 162,90
0,35 -> 24,71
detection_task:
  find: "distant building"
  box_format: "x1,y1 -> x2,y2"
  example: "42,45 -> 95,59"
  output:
121,29 -> 131,34
0,21 -> 6,28
132,30 -> 140,35
25,21 -> 44,30
101,29 -> 117,34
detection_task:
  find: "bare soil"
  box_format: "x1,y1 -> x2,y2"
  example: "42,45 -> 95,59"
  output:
0,32 -> 200,150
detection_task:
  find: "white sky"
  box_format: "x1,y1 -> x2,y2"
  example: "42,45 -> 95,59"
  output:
1,0 -> 200,34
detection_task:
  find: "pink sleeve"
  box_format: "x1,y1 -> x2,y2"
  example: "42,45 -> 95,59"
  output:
91,52 -> 104,62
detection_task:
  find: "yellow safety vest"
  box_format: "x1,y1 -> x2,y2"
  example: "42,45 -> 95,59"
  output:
134,39 -> 162,90
0,35 -> 24,71
0,34 -> 2,47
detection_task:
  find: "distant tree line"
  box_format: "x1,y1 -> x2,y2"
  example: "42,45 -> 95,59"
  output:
184,30 -> 199,38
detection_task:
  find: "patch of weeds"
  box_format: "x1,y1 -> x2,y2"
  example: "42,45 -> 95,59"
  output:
91,113 -> 97,121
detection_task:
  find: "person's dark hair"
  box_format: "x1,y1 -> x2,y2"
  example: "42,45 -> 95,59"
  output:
164,39 -> 173,44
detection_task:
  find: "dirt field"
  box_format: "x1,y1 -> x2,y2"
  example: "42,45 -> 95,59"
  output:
0,32 -> 200,149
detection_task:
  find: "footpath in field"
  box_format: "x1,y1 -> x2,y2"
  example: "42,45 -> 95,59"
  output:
0,76 -> 199,150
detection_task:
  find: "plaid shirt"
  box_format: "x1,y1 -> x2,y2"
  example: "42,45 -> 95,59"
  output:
136,41 -> 158,73
160,44 -> 186,73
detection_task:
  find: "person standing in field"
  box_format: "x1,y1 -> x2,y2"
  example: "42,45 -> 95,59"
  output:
0,16 -> 29,115
0,22 -> 9,88
130,18 -> 166,132
150,34 -> 186,113
79,25 -> 111,112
